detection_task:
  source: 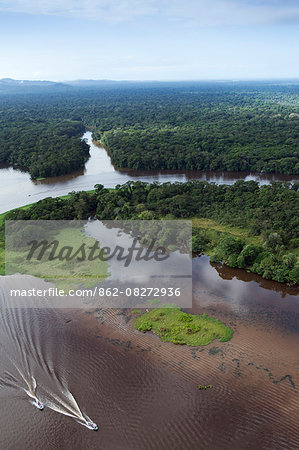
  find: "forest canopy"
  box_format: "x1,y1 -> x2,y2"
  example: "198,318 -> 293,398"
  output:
0,81 -> 298,177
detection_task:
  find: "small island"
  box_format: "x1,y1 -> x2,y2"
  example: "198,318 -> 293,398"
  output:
134,308 -> 233,346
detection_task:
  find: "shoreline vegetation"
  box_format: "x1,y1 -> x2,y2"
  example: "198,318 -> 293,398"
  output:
0,82 -> 298,178
0,179 -> 298,285
133,307 -> 234,346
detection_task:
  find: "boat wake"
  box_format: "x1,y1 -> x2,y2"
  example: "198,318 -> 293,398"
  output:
43,387 -> 97,429
0,278 -> 98,430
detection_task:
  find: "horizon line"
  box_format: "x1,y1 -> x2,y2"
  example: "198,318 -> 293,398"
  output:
1,77 -> 299,83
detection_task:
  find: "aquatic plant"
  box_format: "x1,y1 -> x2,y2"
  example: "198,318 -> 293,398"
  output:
134,308 -> 233,346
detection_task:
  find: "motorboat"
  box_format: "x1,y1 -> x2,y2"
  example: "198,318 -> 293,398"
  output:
86,421 -> 98,431
35,399 -> 44,410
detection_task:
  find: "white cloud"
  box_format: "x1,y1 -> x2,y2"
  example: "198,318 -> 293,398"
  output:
0,0 -> 298,26
0,0 -> 158,23
164,0 -> 299,27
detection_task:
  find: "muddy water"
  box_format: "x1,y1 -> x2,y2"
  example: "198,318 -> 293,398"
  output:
0,131 -> 297,214
0,254 -> 298,450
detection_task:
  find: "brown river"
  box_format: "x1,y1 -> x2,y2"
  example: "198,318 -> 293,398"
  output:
0,133 -> 298,449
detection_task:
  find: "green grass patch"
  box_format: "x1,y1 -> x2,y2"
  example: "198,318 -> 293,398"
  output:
192,217 -> 263,251
134,308 -> 234,346
5,225 -> 110,290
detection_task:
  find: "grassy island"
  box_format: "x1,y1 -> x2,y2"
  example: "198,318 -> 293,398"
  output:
134,308 -> 233,346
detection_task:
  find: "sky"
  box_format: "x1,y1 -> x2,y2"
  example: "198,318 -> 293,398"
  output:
0,0 -> 299,81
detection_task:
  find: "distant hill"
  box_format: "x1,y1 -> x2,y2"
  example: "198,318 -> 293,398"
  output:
0,78 -> 60,86
0,78 -> 69,94
0,78 -> 131,94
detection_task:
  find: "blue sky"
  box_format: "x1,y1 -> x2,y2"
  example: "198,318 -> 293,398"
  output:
0,0 -> 298,81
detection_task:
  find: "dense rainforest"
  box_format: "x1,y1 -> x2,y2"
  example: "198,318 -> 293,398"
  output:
0,81 -> 298,177
4,180 -> 299,284
0,110 -> 88,178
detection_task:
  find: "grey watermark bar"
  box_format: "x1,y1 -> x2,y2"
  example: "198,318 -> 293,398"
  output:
5,220 -> 192,308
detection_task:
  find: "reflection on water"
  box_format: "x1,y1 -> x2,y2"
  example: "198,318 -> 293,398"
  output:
211,260 -> 298,297
193,255 -> 299,318
0,131 -> 297,213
